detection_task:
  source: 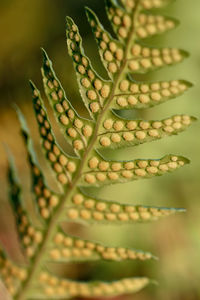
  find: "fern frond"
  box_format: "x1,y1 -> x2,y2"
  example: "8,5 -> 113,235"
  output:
7,149 -> 44,260
65,189 -> 185,224
48,229 -> 156,262
111,79 -> 191,109
16,106 -> 62,222
98,113 -> 195,149
1,0 -> 196,299
30,81 -> 79,186
33,271 -> 151,299
0,248 -> 27,297
66,17 -> 112,119
41,49 -> 95,156
81,154 -> 189,186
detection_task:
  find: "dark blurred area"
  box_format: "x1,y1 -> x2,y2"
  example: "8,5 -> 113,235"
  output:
0,0 -> 200,299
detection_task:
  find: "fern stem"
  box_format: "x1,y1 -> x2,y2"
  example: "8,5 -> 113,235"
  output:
15,2 -> 140,299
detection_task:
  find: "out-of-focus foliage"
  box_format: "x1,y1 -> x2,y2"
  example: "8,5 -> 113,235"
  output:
0,0 -> 199,300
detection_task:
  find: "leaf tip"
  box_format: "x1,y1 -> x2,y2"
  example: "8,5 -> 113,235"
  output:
85,6 -> 97,25
180,49 -> 190,59
29,79 -> 36,91
85,6 -> 94,15
170,16 -> 180,28
181,156 -> 190,165
41,47 -> 48,62
190,116 -> 198,123
66,16 -> 74,30
29,80 -> 40,101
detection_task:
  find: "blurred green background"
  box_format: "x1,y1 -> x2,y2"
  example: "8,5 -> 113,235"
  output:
0,0 -> 200,299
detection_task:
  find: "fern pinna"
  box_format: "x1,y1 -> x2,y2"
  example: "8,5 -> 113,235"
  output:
1,0 -> 196,299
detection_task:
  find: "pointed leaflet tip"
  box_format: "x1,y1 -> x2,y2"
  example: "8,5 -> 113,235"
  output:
11,103 -> 30,139
179,79 -> 193,88
5,146 -> 22,211
85,6 -> 100,31
40,47 -> 46,54
41,48 -> 53,72
180,156 -> 190,165
29,80 -> 41,101
166,16 -> 180,28
66,16 -> 78,38
29,79 -> 36,92
84,6 -> 90,12
14,105 -> 30,137
40,47 -> 49,62
66,16 -> 73,23
85,6 -> 94,16
191,116 -> 198,122
66,16 -> 74,31
15,105 -> 38,165
4,144 -> 16,174
181,49 -> 190,58
85,6 -> 99,25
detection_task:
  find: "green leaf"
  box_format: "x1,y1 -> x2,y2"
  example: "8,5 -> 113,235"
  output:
33,271 -> 151,299
106,0 -> 134,42
126,45 -> 188,74
65,189 -> 185,224
135,13 -> 178,39
30,81 -> 79,186
66,17 -> 111,118
97,112 -> 196,150
86,7 -> 124,79
6,148 -> 43,260
0,248 -> 28,298
48,229 -> 156,262
81,154 -> 189,187
112,79 -> 191,110
41,49 -> 95,156
16,107 -> 61,222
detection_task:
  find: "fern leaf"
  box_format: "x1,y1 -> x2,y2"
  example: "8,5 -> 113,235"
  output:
1,0 -> 195,299
0,248 -> 27,297
16,107 -> 62,221
110,79 -> 192,109
135,13 -> 178,39
98,113 -> 195,149
86,7 -> 123,79
126,46 -> 188,74
106,0 -> 178,40
48,230 -> 155,262
65,189 -> 185,224
81,154 -> 189,187
7,150 -> 43,259
112,78 -> 191,109
41,49 -> 95,156
66,17 -> 112,119
30,81 -> 79,186
87,7 -> 187,76
33,271 -> 151,299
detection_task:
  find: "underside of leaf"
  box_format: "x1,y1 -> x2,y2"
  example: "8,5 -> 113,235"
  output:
1,0 -> 195,299
33,271 -> 151,299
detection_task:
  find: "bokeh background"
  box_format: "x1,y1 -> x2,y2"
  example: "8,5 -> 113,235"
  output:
0,0 -> 200,299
